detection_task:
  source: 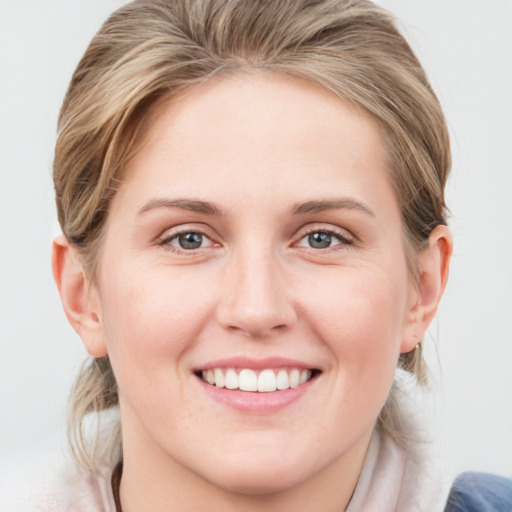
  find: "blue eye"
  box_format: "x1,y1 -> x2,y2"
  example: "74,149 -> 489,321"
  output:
307,232 -> 333,249
176,232 -> 204,249
297,229 -> 351,250
159,230 -> 213,251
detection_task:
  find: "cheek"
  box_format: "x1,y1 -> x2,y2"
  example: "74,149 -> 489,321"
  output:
98,265 -> 216,385
304,266 -> 407,340
299,264 -> 409,389
303,269 -> 408,435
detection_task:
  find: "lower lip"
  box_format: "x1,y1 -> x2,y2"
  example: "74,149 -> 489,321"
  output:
196,375 -> 318,413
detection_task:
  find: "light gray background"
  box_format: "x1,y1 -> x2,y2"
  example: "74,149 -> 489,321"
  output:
1,0 -> 511,480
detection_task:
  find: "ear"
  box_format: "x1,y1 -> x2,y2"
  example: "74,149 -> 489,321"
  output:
401,225 -> 453,353
52,234 -> 107,358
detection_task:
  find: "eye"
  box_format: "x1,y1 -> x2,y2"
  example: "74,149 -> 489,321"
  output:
158,230 -> 217,252
296,229 -> 352,250
306,232 -> 334,249
175,232 -> 205,250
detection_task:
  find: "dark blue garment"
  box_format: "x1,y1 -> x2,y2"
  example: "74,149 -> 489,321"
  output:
445,472 -> 512,512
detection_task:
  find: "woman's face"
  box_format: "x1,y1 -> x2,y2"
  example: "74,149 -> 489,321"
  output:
91,73 -> 419,492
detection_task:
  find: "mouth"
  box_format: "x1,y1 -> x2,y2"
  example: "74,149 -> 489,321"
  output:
194,367 -> 321,393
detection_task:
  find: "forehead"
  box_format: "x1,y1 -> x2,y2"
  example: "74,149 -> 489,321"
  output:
115,72 -> 398,219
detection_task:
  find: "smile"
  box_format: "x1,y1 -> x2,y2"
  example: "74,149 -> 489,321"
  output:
200,367 -> 317,392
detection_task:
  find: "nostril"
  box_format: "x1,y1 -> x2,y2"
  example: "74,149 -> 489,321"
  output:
223,322 -> 289,338
216,279 -> 298,337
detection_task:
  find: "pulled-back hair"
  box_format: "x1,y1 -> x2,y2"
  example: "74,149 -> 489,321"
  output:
54,0 -> 450,469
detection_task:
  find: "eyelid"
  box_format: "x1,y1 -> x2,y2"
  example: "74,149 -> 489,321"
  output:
293,224 -> 355,249
156,224 -> 221,253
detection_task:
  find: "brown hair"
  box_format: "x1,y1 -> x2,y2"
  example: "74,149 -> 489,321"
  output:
54,0 -> 450,469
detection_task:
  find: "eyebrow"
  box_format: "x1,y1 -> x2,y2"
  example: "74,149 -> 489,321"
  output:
291,198 -> 375,217
138,198 -> 225,216
138,197 -> 374,218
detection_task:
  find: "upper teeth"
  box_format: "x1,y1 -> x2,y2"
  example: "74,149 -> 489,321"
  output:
201,368 -> 312,392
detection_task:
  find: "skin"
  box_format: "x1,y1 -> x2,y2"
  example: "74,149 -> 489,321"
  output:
53,72 -> 452,511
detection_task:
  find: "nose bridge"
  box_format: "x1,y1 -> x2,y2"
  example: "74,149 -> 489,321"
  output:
217,240 -> 296,337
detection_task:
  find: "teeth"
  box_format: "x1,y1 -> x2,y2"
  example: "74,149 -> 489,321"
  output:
214,368 -> 225,388
200,367 -> 313,392
239,369 -> 258,391
276,369 -> 289,390
289,369 -> 300,389
225,369 -> 238,389
258,369 -> 276,392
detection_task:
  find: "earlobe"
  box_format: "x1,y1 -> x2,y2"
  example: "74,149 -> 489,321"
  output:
401,225 -> 453,353
52,234 -> 107,358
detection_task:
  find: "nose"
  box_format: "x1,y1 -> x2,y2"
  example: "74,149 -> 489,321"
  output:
216,245 -> 297,338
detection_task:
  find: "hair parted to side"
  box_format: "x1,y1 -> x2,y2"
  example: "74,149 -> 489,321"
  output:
54,0 -> 450,469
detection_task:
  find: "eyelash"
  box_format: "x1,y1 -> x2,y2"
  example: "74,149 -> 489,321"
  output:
157,228 -> 216,254
156,226 -> 354,254
295,227 -> 354,251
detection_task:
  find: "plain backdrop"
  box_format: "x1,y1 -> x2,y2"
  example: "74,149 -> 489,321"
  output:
1,0 -> 511,482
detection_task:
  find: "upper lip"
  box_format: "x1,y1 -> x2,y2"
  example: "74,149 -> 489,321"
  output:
194,356 -> 320,372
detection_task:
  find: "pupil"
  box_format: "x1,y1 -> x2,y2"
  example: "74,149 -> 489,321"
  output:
179,232 -> 202,249
309,232 -> 331,249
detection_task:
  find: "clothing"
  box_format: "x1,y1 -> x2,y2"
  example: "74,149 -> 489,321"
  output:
0,462 -> 117,512
346,429 -> 450,511
444,472 -> 512,512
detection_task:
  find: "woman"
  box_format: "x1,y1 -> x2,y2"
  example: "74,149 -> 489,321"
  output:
17,0 -> 509,510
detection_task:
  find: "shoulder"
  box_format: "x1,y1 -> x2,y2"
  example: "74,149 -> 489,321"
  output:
0,459 -> 117,512
445,472 -> 512,512
1,419 -> 121,511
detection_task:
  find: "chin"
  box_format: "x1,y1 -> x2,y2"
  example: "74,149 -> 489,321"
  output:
198,442 -> 321,496
211,464 -> 306,496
